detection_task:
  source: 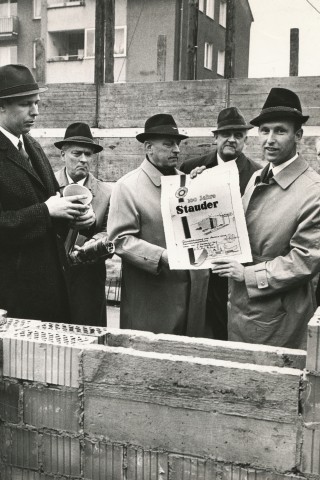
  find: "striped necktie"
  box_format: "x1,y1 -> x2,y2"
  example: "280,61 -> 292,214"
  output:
18,140 -> 32,167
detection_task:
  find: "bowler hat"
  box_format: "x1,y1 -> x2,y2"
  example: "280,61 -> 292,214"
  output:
212,107 -> 253,133
0,64 -> 47,99
136,113 -> 188,143
250,87 -> 309,126
54,122 -> 103,153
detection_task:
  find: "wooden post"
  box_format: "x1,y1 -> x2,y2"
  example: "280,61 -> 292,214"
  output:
94,0 -> 105,85
105,0 -> 115,83
186,0 -> 198,80
224,0 -> 235,79
289,28 -> 299,77
157,35 -> 167,81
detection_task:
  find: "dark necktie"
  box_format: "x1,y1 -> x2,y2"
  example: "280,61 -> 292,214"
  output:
18,140 -> 32,168
265,167 -> 274,183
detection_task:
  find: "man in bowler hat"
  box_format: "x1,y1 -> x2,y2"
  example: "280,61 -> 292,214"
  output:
180,107 -> 260,340
55,123 -> 112,326
0,64 -> 95,323
211,88 -> 320,349
107,114 -> 207,335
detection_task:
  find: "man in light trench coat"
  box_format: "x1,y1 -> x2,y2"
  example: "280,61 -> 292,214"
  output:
107,114 -> 207,336
209,88 -> 320,349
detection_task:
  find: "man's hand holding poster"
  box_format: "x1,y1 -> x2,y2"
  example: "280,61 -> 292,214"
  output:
161,161 -> 252,269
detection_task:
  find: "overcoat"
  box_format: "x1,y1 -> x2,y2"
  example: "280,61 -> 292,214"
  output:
107,159 -> 208,336
55,168 -> 112,326
0,132 -> 70,322
229,156 -> 320,349
180,151 -> 260,339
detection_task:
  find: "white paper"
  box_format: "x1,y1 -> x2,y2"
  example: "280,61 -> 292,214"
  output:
161,161 -> 252,269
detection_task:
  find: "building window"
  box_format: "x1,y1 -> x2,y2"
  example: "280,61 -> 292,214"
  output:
48,30 -> 84,61
33,41 -> 36,68
198,0 -> 204,12
33,0 -> 41,19
217,49 -> 225,76
84,27 -> 127,58
204,42 -> 213,70
47,0 -> 84,7
219,0 -> 227,27
85,28 -> 95,58
0,0 -> 17,17
206,0 -> 214,19
0,45 -> 17,65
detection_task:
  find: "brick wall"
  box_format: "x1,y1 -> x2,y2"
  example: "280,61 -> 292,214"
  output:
32,77 -> 320,182
1,312 -> 320,479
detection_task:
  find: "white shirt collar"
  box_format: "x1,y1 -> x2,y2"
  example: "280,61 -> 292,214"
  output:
0,126 -> 23,150
66,169 -> 87,186
271,153 -> 299,176
217,153 -> 238,165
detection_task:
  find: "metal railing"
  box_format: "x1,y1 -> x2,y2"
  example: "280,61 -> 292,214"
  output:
0,16 -> 18,36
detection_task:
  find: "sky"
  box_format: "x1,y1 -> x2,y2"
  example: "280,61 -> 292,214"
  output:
248,0 -> 320,77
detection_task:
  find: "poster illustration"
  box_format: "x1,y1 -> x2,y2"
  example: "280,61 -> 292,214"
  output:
161,161 -> 252,270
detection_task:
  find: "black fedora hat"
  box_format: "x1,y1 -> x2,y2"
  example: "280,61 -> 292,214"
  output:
0,64 -> 47,99
212,107 -> 253,133
250,87 -> 309,126
54,122 -> 103,153
136,113 -> 188,143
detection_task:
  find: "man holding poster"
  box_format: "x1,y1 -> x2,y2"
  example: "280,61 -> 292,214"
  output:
107,114 -> 207,336
211,88 -> 320,349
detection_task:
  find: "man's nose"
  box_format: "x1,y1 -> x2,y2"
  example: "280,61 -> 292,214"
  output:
30,104 -> 39,116
227,134 -> 236,142
266,131 -> 275,143
172,142 -> 180,153
79,153 -> 89,162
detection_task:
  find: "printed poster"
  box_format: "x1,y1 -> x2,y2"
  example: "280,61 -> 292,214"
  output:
161,161 -> 252,269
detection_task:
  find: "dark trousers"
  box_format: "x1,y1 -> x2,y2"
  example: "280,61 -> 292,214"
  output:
205,273 -> 228,340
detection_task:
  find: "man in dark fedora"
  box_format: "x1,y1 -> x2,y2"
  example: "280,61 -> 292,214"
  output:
107,113 -> 207,335
180,107 -> 260,340
0,64 -> 95,323
55,122 -> 112,326
211,87 -> 320,349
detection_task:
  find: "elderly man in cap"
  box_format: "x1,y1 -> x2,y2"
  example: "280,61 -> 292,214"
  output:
211,88 -> 320,349
0,64 -> 95,323
55,122 -> 112,326
180,107 -> 260,340
107,113 -> 206,335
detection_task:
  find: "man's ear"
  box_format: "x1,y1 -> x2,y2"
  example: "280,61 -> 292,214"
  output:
144,140 -> 153,154
244,135 -> 248,144
295,128 -> 303,142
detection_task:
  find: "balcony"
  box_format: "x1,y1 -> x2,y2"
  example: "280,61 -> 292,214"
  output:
0,16 -> 18,40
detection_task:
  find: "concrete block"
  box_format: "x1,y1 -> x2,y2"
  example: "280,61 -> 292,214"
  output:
0,380 -> 20,423
36,321 -> 108,344
23,384 -> 80,432
41,433 -> 81,476
169,455 -> 216,480
0,466 -> 43,480
126,446 -> 168,480
2,329 -> 96,387
0,425 -> 38,470
301,426 -> 320,475
306,308 -> 320,372
300,372 -> 320,425
83,439 -> 124,480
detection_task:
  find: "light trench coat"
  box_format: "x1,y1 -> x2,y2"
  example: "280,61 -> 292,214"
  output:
228,156 -> 320,349
107,159 -> 208,336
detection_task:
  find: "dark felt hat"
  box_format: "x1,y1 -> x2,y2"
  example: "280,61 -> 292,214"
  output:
136,113 -> 188,143
54,122 -> 103,153
0,64 -> 47,99
212,107 -> 253,133
250,87 -> 309,126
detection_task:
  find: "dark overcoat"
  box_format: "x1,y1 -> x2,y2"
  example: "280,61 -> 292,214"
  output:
180,151 -> 260,339
55,168 -> 112,326
0,132 -> 70,322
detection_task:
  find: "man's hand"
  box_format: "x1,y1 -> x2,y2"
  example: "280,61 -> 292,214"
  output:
45,193 -> 90,219
71,205 -> 96,230
190,165 -> 207,179
211,259 -> 245,282
160,249 -> 169,267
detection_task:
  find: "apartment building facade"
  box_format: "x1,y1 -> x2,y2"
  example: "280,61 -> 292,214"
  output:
0,0 -> 253,83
